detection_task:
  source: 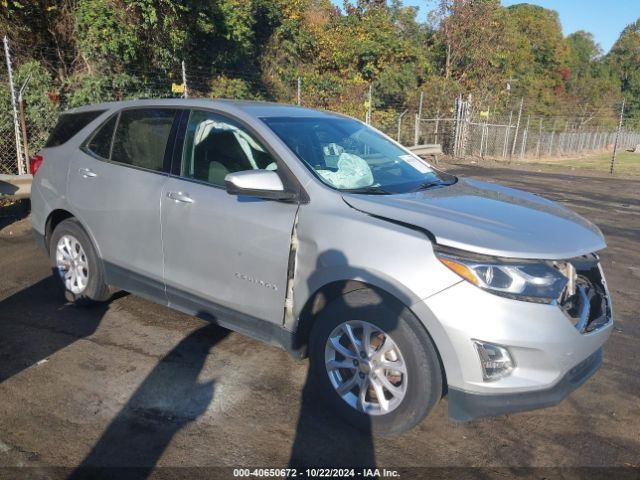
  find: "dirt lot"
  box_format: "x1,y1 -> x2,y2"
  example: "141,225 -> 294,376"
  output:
0,162 -> 638,477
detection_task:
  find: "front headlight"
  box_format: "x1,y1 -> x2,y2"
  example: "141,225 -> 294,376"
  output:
435,247 -> 568,303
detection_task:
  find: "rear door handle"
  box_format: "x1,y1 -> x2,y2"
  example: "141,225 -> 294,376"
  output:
78,168 -> 97,178
166,191 -> 194,204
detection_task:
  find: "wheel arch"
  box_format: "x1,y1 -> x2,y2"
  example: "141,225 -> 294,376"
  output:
45,209 -> 75,248
45,209 -> 103,260
292,280 -> 449,395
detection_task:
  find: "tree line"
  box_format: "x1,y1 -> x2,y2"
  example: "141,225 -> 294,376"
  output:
1,0 -> 639,131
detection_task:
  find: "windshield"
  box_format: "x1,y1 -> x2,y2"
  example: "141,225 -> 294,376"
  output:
262,116 -> 455,194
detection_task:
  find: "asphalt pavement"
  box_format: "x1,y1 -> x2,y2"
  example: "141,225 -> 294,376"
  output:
0,162 -> 638,476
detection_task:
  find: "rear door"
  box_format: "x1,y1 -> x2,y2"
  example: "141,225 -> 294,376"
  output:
160,109 -> 299,326
67,108 -> 180,301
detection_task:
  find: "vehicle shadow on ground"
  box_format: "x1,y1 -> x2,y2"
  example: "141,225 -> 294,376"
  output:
68,323 -> 228,479
0,274 -> 114,384
0,199 -> 30,231
289,250 -> 411,469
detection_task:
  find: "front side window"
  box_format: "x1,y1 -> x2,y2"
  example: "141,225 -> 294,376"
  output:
111,109 -> 176,172
181,110 -> 277,187
262,116 -> 455,194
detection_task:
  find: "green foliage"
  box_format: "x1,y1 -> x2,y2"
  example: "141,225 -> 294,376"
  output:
75,0 -> 139,69
567,31 -> 601,76
208,76 -> 260,100
502,3 -> 567,115
15,61 -> 60,153
1,0 -> 636,133
64,73 -> 147,106
608,19 -> 640,126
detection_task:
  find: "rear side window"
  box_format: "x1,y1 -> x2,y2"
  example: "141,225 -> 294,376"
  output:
45,110 -> 105,147
86,115 -> 117,159
111,109 -> 176,172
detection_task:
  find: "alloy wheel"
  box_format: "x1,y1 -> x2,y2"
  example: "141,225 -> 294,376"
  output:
55,234 -> 89,294
324,320 -> 407,415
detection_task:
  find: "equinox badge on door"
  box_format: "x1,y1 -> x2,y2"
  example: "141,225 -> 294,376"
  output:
234,272 -> 278,291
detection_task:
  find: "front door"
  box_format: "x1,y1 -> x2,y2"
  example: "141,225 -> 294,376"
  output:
161,109 -> 299,326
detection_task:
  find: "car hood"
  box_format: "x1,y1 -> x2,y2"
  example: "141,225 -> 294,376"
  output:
342,177 -> 606,259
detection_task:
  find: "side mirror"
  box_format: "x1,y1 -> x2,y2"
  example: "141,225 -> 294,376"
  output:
224,170 -> 297,201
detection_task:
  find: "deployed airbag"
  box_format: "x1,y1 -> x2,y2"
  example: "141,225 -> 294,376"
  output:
317,152 -> 373,189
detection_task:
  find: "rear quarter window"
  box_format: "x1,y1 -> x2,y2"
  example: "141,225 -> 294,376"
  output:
85,115 -> 118,159
45,110 -> 105,147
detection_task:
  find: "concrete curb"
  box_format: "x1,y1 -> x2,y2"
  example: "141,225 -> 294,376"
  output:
0,174 -> 32,199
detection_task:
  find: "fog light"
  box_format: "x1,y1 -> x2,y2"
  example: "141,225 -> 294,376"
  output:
473,340 -> 514,381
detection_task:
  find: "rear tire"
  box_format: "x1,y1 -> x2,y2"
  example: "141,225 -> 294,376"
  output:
49,218 -> 111,305
308,288 -> 443,435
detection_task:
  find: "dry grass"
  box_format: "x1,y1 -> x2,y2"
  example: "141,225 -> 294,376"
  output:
521,151 -> 640,176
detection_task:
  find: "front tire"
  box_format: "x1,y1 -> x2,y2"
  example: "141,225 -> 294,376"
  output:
49,218 -> 111,305
308,289 -> 443,434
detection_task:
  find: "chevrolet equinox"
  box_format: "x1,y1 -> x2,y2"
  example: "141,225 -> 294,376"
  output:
30,99 -> 613,433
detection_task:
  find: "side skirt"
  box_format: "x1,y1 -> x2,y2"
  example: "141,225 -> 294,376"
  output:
103,262 -> 302,358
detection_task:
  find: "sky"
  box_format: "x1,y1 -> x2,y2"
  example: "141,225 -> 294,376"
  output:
500,0 -> 639,53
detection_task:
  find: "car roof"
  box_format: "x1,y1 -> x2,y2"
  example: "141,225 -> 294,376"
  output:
65,98 -> 345,119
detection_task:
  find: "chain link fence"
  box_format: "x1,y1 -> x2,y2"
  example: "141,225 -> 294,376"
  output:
2,36 -> 640,177
415,96 -> 640,161
0,110 -> 19,175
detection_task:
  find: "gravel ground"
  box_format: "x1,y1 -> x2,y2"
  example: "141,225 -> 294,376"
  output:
0,162 -> 638,477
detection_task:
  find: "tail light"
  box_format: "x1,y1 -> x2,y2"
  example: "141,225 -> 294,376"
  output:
30,153 -> 44,176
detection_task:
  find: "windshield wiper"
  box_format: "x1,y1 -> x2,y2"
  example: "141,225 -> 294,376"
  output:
342,185 -> 392,195
410,180 -> 449,192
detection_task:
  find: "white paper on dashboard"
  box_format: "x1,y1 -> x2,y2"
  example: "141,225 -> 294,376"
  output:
399,154 -> 431,174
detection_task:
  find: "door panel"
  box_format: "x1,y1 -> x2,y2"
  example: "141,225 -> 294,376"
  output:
67,108 -> 178,300
68,152 -> 168,296
161,109 -> 298,325
162,179 -> 297,324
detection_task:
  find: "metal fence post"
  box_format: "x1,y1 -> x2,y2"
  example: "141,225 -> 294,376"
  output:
3,35 -> 25,175
18,73 -> 32,171
510,98 -> 524,159
548,120 -> 557,156
461,94 -> 472,157
536,118 -> 542,158
181,60 -> 188,99
453,96 -> 461,157
479,107 -> 486,158
610,98 -> 625,175
414,90 -> 424,146
365,83 -> 372,125
520,114 -> 530,159
502,111 -> 513,159
480,107 -> 490,159
397,109 -> 408,143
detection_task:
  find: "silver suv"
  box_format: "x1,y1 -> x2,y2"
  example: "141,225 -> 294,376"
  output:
31,99 -> 613,433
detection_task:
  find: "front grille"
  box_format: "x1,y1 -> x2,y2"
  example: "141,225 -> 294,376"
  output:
559,255 -> 611,333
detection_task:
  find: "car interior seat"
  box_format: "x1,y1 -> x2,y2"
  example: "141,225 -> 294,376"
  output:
193,130 -> 255,185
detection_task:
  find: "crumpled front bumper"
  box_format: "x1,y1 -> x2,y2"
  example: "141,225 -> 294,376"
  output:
410,271 -> 612,422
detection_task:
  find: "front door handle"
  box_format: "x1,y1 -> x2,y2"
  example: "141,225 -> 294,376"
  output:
166,191 -> 194,204
78,168 -> 97,178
